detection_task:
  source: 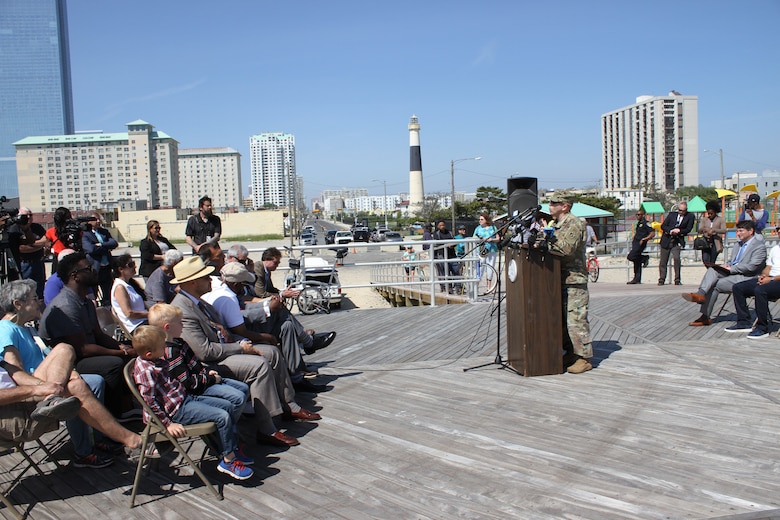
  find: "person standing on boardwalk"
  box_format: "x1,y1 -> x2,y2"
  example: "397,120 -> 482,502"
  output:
658,202 -> 695,285
698,200 -> 726,265
626,209 -> 655,284
185,196 -> 221,255
538,192 -> 593,374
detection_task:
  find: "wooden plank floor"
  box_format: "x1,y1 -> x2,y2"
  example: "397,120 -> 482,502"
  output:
2,283 -> 780,519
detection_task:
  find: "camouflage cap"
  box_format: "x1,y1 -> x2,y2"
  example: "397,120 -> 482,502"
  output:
548,191 -> 575,204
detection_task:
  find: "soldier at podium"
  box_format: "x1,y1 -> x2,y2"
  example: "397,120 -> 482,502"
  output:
539,192 -> 593,374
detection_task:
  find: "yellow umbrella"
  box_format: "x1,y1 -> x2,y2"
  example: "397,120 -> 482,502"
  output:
715,189 -> 737,198
740,183 -> 758,192
765,190 -> 780,199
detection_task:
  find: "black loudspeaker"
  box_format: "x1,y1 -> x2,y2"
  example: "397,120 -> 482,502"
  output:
507,177 -> 538,216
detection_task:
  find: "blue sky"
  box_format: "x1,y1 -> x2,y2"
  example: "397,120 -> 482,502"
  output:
66,0 -> 780,203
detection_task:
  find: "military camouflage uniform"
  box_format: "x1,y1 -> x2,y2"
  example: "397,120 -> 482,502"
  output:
547,211 -> 593,359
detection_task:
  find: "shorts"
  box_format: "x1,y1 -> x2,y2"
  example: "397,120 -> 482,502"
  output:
0,399 -> 59,444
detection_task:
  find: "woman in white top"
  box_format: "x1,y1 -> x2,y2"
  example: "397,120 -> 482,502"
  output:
111,254 -> 148,334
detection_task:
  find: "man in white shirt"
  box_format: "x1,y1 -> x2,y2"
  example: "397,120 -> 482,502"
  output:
725,226 -> 780,338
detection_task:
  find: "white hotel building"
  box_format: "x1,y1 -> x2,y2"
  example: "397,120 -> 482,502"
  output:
178,147 -> 242,210
602,92 -> 698,193
249,132 -> 299,209
14,120 -> 180,212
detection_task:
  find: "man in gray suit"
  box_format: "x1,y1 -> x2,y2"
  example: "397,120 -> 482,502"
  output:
682,220 -> 767,326
170,257 -> 320,448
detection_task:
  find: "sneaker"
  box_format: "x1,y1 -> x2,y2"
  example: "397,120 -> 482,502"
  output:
234,448 -> 254,466
566,358 -> 593,374
725,323 -> 754,333
73,452 -> 113,469
747,329 -> 769,339
217,458 -> 254,480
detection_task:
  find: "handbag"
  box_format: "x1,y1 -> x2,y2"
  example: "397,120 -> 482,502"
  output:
693,235 -> 709,251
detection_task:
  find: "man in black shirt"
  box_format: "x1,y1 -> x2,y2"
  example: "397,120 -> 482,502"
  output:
7,207 -> 48,297
185,195 -> 221,255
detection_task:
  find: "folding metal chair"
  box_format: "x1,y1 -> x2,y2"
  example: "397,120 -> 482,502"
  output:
122,361 -> 223,507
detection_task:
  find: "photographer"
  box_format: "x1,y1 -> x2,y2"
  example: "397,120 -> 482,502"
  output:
658,202 -> 695,286
44,207 -> 74,273
739,193 -> 768,241
7,208 -> 48,298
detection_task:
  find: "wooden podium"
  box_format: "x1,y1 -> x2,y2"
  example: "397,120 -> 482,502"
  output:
505,246 -> 563,376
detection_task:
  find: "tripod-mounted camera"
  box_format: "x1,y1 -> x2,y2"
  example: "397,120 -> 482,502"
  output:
0,196 -> 29,286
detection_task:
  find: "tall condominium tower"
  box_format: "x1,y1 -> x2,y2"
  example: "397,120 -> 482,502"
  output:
0,0 -> 75,197
602,92 -> 698,193
408,115 -> 424,215
14,120 -> 180,212
249,132 -> 298,209
178,147 -> 242,210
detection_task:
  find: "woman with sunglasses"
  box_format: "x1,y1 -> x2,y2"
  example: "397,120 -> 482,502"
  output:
139,220 -> 176,280
111,254 -> 148,334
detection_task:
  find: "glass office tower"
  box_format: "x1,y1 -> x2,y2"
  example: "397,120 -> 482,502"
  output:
0,0 -> 75,197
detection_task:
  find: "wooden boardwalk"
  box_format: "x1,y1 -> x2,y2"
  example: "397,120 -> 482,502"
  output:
2,282 -> 780,519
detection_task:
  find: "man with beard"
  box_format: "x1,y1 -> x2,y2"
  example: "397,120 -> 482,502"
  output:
185,195 -> 221,255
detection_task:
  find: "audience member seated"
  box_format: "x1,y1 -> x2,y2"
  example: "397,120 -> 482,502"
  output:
111,254 -> 148,334
139,220 -> 176,280
39,252 -> 136,418
146,249 -> 183,305
682,220 -> 767,326
170,256 -> 319,448
0,280 -> 147,467
43,249 -> 88,306
226,244 -> 255,276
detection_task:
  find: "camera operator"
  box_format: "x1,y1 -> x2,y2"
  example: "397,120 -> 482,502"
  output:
82,212 -> 117,307
7,208 -> 48,298
44,207 -> 89,274
739,193 -> 768,241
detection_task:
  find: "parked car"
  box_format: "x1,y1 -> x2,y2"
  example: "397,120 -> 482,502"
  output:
298,256 -> 342,309
299,232 -> 317,246
370,229 -> 389,242
302,225 -> 315,233
383,231 -> 405,249
335,230 -> 353,244
353,228 -> 371,242
324,229 -> 337,244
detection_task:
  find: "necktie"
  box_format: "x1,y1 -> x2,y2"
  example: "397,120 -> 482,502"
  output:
732,242 -> 746,265
676,215 -> 682,226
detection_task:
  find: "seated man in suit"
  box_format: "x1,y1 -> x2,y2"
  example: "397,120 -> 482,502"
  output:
170,256 -> 319,448
724,226 -> 780,339
682,220 -> 767,326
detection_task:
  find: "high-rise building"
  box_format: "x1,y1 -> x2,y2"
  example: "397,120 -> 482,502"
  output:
249,132 -> 298,209
178,147 -> 241,210
0,0 -> 75,197
602,92 -> 698,193
14,120 -> 180,212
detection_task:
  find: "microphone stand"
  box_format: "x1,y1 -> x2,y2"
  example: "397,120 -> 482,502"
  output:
463,210 -> 537,375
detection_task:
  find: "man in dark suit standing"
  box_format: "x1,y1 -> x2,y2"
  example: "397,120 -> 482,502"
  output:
681,220 -> 766,326
658,202 -> 695,285
82,212 -> 117,307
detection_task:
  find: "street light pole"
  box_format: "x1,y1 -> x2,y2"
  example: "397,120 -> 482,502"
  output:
372,179 -> 388,229
704,148 -> 725,188
450,157 -> 481,231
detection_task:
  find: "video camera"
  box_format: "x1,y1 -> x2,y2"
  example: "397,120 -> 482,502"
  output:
59,216 -> 98,250
0,197 -> 28,227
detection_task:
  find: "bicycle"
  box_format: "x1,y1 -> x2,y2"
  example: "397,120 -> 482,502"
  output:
282,247 -> 332,315
586,247 -> 599,282
458,257 -> 499,297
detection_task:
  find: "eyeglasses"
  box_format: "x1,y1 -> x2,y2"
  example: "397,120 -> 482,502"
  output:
73,265 -> 94,275
122,262 -> 136,268
152,226 -> 161,230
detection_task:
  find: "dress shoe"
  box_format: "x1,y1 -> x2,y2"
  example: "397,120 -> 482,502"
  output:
294,379 -> 329,393
657,281 -> 665,286
282,408 -> 322,422
675,281 -> 683,286
305,331 -> 336,355
626,279 -> 639,285
256,431 -> 300,447
682,292 -> 705,304
689,316 -> 712,326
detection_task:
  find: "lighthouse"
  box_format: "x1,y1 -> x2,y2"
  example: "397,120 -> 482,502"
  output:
408,115 -> 424,215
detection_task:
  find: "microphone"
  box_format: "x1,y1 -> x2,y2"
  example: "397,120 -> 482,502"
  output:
512,205 -> 542,226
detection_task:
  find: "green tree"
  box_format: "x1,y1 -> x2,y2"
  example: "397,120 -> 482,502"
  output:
466,186 -> 507,216
675,185 -> 719,203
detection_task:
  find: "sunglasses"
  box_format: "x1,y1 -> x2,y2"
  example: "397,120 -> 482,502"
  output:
73,265 -> 94,275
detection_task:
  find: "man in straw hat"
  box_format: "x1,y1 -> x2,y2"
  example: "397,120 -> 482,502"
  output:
170,256 -> 319,447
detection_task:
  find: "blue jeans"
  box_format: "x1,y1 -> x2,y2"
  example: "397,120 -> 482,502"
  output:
66,374 -> 104,457
172,394 -> 236,459
201,379 -> 249,435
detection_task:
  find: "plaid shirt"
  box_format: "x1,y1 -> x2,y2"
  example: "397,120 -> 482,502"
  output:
133,357 -> 187,427
164,338 -> 217,395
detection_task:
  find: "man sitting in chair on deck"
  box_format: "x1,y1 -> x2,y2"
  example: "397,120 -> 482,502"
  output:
682,220 -> 766,327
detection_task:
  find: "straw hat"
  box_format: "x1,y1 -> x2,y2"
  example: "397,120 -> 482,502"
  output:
169,256 -> 214,284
